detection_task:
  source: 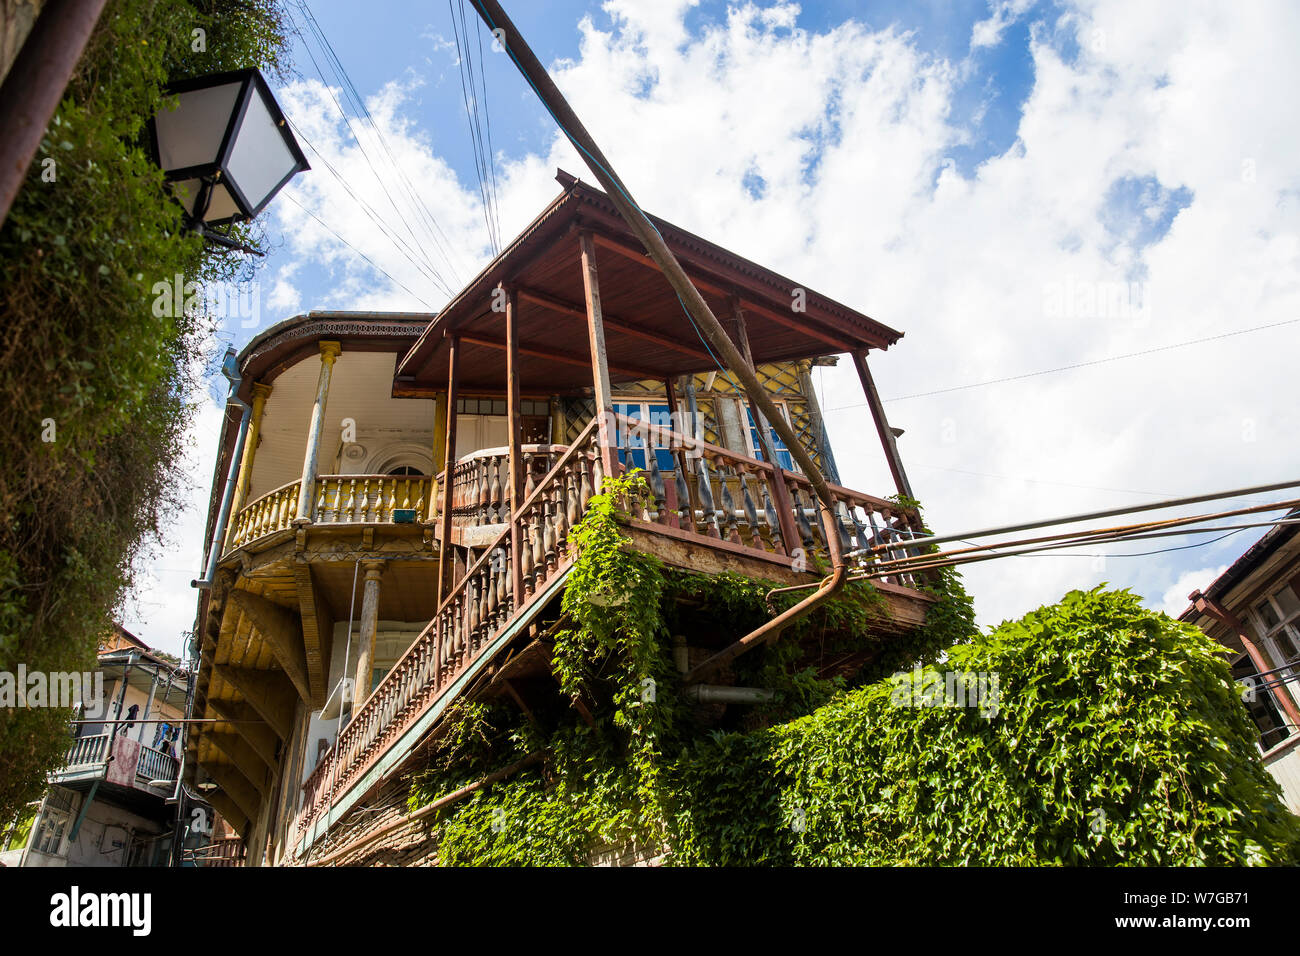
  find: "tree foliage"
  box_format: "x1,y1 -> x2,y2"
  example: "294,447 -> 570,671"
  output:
0,0 -> 290,822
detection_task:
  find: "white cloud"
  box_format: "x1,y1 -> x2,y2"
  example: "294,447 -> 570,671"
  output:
127,0 -> 1300,644
1158,565 -> 1227,619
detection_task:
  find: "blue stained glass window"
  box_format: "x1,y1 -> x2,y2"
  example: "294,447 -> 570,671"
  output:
745,405 -> 795,471
615,402 -> 676,472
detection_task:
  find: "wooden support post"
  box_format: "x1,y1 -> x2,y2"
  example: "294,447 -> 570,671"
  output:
505,286 -> 525,603
226,589 -> 311,704
224,382 -> 273,551
1193,592 -> 1300,730
437,336 -> 461,606
579,230 -> 617,480
295,342 -> 342,523
429,389 -> 448,524
850,349 -> 913,501
352,560 -> 386,711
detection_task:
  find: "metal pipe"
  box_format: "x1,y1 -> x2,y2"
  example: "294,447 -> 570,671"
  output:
683,684 -> 776,704
471,0 -> 849,683
194,348 -> 250,588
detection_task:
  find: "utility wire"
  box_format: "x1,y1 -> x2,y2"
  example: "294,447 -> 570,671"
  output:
826,317 -> 1300,409
281,194 -> 437,309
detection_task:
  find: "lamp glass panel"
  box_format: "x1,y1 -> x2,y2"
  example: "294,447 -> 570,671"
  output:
154,81 -> 243,173
225,89 -> 297,212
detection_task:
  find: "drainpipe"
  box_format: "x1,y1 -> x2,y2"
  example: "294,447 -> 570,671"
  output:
194,348 -> 250,589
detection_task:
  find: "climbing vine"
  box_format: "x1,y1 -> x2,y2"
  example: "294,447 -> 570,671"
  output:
404,479 -> 1297,866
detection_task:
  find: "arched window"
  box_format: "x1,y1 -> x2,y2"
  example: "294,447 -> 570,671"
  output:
388,465 -> 424,476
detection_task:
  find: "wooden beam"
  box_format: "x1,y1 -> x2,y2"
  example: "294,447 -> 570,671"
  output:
207,698 -> 280,768
505,286 -> 525,603
207,730 -> 272,789
203,791 -> 249,840
437,335 -> 460,606
457,330 -> 658,381
850,349 -> 914,501
214,665 -> 295,739
516,284 -> 713,362
590,231 -> 859,353
206,762 -> 262,826
292,561 -> 333,707
226,589 -> 311,705
579,230 -> 617,478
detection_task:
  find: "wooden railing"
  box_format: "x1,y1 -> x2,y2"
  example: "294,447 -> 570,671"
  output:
444,444 -> 567,529
136,744 -> 179,786
227,479 -> 301,550
295,422 -> 605,841
61,733 -> 110,771
313,475 -> 430,525
191,836 -> 246,867
226,475 -> 432,552
614,413 -> 926,588
292,415 -> 926,847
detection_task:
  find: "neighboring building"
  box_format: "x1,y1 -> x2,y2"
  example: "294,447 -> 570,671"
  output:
1180,513 -> 1300,812
186,172 -> 935,866
1,626 -> 190,867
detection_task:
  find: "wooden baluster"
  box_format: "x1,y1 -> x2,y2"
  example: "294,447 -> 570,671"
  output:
415,478 -> 426,517
316,481 -> 327,522
760,476 -> 785,555
353,479 -> 367,522
792,486 -> 816,551
385,478 -> 397,520
343,479 -> 356,523
579,448 -> 594,507
497,553 -> 509,622
401,478 -> 412,510
720,472 -> 741,544
565,463 -> 581,530
675,464 -> 691,530
696,456 -> 720,538
523,450 -> 536,503
531,505 -> 547,590
542,496 -> 558,574
489,455 -> 503,523
554,476 -> 571,560
520,514 -> 536,597
834,499 -> 853,555
645,446 -> 667,522
741,471 -> 761,549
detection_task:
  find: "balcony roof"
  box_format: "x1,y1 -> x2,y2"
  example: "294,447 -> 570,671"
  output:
394,170 -> 904,394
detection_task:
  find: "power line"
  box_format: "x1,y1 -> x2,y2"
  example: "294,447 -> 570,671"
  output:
281,194 -> 437,309
826,317 -> 1300,409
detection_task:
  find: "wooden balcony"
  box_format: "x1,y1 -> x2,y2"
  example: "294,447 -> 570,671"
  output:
51,733 -> 179,798
225,474 -> 434,553
293,414 -> 932,849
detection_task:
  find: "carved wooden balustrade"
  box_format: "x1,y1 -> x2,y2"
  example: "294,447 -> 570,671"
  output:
441,444 -> 568,530
225,476 -> 432,553
226,480 -> 301,550
295,422 -> 604,842
312,475 -> 430,525
612,413 -> 928,588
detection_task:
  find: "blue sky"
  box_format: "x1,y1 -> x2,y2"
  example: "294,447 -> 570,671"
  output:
124,1 -> 1300,653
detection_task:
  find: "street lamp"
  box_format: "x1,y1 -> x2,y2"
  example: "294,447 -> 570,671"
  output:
149,67 -> 308,249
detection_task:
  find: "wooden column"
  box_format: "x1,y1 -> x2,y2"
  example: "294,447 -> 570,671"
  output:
295,341 -> 343,524
428,389 -> 448,524
225,382 -> 273,551
579,230 -> 617,480
504,286 -> 524,603
436,336 -> 461,606
1194,592 -> 1300,730
352,560 -> 386,711
850,348 -> 914,501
